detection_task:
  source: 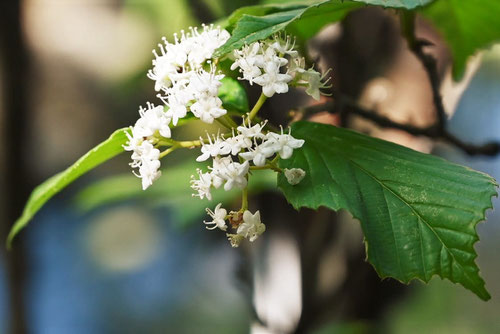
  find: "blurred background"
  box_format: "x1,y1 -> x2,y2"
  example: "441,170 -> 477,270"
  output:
1,0 -> 500,333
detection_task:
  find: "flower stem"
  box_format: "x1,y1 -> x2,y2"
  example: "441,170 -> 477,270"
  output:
248,93 -> 267,121
222,114 -> 239,129
216,117 -> 232,129
250,164 -> 282,173
241,186 -> 248,211
177,139 -> 203,148
159,145 -> 178,158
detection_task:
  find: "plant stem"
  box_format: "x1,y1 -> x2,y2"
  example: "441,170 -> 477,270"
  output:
248,93 -> 267,121
177,139 -> 203,148
222,114 -> 239,129
241,186 -> 248,211
250,164 -> 282,173
159,145 -> 178,158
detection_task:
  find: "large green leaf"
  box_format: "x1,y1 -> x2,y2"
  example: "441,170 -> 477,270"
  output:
218,77 -> 249,113
353,0 -> 433,9
420,0 -> 500,79
219,2 -> 308,30
214,0 -> 362,57
278,121 -> 497,300
7,128 -> 129,247
75,161 -> 276,228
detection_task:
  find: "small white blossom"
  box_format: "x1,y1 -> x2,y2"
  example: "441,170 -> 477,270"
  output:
253,61 -> 292,97
265,128 -> 305,159
190,169 -> 213,200
226,233 -> 245,248
164,94 -> 188,126
134,103 -> 172,139
237,119 -> 266,140
196,133 -> 231,162
237,210 -> 266,242
239,140 -> 276,166
211,157 -> 249,191
269,34 -> 298,58
224,132 -> 252,155
124,140 -> 162,190
189,67 -> 224,97
186,24 -> 230,66
190,95 -> 227,124
137,159 -> 162,190
231,42 -> 263,84
204,203 -> 227,231
284,168 -> 306,185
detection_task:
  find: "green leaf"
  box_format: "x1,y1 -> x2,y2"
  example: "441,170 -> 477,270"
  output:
278,121 -> 497,300
214,0 -> 362,57
352,0 -> 433,9
75,160 -> 276,228
420,0 -> 500,80
7,128 -> 129,247
218,77 -> 249,113
218,3 -> 308,30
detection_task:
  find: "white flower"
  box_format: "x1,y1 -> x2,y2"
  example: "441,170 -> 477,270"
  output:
237,210 -> 266,242
187,25 -> 230,66
124,139 -> 162,190
164,94 -> 188,126
204,203 -> 227,231
196,133 -> 231,162
134,103 -> 172,139
226,233 -> 244,248
253,61 -> 292,97
269,34 -> 298,58
239,140 -> 276,166
148,38 -> 188,92
236,119 -> 266,140
301,68 -> 331,101
231,42 -> 263,84
190,95 -> 227,124
190,169 -> 213,200
189,67 -> 224,97
289,57 -> 331,101
211,157 -> 249,191
224,133 -> 252,155
284,168 -> 306,185
137,159 -> 162,190
265,128 -> 304,159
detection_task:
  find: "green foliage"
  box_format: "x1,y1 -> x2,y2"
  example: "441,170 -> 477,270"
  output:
214,0 -> 362,57
76,162 -> 276,228
353,0 -> 433,9
278,121 -> 497,300
219,2 -> 308,30
420,0 -> 500,79
218,77 -> 249,113
7,128 -> 129,247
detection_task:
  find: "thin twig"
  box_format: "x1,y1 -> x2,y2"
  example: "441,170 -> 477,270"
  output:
298,97 -> 500,156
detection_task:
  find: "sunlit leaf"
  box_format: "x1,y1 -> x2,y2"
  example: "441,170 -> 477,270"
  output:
7,128 -> 129,247
278,121 -> 497,300
214,0 -> 361,57
420,0 -> 500,79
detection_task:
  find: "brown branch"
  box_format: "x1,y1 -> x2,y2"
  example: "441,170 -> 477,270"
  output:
297,11 -> 500,157
298,97 -> 500,156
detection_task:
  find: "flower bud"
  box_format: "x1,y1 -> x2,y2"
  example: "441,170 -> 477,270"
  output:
284,168 -> 306,185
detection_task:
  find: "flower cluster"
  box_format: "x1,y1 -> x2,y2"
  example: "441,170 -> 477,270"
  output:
123,25 -> 328,247
231,34 -> 330,100
191,119 -> 305,246
204,204 -> 266,248
191,119 -> 304,200
125,25 -> 230,189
